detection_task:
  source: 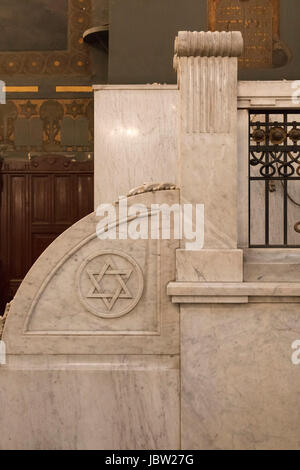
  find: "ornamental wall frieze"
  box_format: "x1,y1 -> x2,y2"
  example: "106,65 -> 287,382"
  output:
0,99 -> 94,152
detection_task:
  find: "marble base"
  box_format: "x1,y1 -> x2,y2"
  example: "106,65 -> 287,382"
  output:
0,355 -> 179,450
181,303 -> 300,450
176,249 -> 243,282
0,187 -> 180,450
244,249 -> 300,282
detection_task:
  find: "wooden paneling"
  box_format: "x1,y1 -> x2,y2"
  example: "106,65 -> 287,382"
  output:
32,176 -> 51,223
78,175 -> 94,219
31,233 -> 59,265
54,175 -> 73,224
0,155 -> 94,313
0,158 -> 6,314
9,175 -> 29,281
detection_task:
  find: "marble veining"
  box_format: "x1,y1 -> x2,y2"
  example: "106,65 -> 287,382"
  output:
175,31 -> 240,249
0,355 -> 180,450
181,304 -> 300,450
94,87 -> 178,206
3,190 -> 179,355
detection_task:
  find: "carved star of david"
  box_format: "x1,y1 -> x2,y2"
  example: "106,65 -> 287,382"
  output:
86,257 -> 133,311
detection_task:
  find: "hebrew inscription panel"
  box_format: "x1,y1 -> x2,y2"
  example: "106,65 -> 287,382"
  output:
208,0 -> 289,68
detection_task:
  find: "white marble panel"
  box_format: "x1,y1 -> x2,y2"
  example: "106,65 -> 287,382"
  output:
0,355 -> 179,450
3,190 -> 179,355
181,303 -> 300,450
176,249 -> 243,282
244,248 -> 300,282
94,85 -> 178,206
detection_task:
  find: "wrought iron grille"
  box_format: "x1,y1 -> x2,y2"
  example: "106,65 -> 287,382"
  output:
249,110 -> 300,248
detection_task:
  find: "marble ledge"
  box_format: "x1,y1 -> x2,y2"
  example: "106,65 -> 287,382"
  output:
244,248 -> 300,264
167,282 -> 300,304
93,84 -> 178,91
244,249 -> 300,282
94,80 -> 295,94
238,80 -> 297,97
238,81 -> 299,109
1,355 -> 180,371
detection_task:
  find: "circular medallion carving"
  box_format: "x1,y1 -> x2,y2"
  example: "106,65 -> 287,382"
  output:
77,250 -> 144,319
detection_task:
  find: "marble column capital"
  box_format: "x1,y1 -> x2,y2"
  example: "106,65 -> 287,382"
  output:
174,31 -> 243,64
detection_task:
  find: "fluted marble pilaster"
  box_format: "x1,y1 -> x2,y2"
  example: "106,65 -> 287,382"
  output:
175,31 -> 243,252
177,56 -> 237,134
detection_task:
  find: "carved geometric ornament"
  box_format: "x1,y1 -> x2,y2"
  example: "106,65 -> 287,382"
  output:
77,250 -> 144,319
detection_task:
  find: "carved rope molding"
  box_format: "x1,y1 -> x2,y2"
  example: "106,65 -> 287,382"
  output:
174,31 -> 244,61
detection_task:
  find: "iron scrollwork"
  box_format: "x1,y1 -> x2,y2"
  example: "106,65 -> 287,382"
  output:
249,110 -> 300,248
250,119 -> 300,178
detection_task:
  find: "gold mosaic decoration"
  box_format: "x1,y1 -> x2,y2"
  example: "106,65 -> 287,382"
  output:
0,0 -> 91,76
